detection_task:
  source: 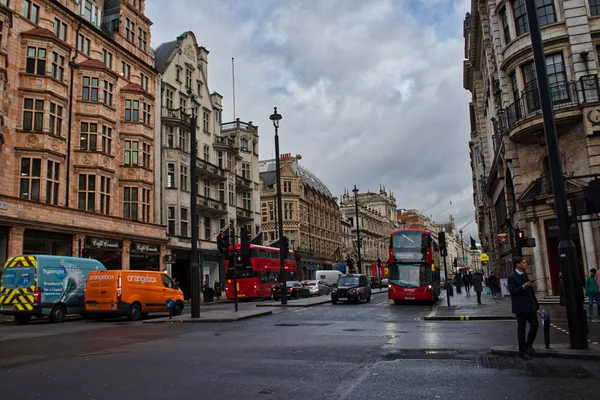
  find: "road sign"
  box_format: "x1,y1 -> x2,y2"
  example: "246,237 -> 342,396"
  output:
480,253 -> 489,262
166,299 -> 175,309
164,254 -> 176,264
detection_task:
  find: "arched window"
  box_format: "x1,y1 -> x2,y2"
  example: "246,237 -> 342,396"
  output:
240,138 -> 249,151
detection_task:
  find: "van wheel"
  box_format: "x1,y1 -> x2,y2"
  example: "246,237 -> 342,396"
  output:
50,305 -> 66,323
15,314 -> 31,324
127,304 -> 142,321
173,301 -> 183,316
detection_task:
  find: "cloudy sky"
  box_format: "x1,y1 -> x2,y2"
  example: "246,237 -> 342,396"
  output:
146,0 -> 477,241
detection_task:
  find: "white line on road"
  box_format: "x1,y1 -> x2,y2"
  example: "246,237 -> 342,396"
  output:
377,301 -> 388,306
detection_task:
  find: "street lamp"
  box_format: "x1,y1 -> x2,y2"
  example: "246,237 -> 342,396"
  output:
353,185 -> 362,274
189,93 -> 201,318
270,107 -> 286,305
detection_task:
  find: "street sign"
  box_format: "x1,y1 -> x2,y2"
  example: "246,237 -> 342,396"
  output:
480,253 -> 489,262
166,299 -> 175,309
164,254 -> 176,264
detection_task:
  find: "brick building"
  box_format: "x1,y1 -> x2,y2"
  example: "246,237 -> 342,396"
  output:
0,0 -> 166,270
464,1 -> 600,296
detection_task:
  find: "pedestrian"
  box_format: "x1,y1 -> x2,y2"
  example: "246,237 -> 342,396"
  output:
214,281 -> 222,301
488,271 -> 498,297
507,256 -> 539,360
472,271 -> 484,304
586,268 -> 600,320
462,272 -> 471,296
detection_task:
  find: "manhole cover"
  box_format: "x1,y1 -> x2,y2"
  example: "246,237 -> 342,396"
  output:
477,355 -> 522,369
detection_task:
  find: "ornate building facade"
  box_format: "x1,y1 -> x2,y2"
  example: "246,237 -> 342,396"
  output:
464,1 -> 600,296
154,31 -> 261,298
259,154 -> 341,280
0,0 -> 167,270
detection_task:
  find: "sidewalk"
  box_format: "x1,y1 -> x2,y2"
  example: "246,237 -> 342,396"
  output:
425,288 -> 514,321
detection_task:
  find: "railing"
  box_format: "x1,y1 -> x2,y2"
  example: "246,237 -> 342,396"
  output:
162,107 -> 190,122
197,158 -> 225,178
236,174 -> 252,189
221,119 -> 255,133
236,207 -> 253,219
197,194 -> 227,213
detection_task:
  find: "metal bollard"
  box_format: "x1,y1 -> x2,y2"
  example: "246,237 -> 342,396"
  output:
539,309 -> 550,349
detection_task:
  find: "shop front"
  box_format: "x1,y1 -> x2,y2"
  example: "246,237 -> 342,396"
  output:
23,229 -> 72,256
130,242 -> 161,271
200,250 -> 222,290
83,237 -> 122,270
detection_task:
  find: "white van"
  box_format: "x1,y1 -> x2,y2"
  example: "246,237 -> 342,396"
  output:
314,270 -> 342,287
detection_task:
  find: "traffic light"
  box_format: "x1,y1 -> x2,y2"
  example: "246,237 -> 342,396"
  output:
217,229 -> 229,256
240,227 -> 250,256
281,236 -> 289,256
515,228 -> 536,256
345,255 -> 354,268
438,231 -> 447,257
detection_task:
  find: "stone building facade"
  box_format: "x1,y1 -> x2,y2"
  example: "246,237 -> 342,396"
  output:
0,0 -> 167,270
259,154 -> 341,280
464,0 -> 600,296
154,31 -> 261,297
339,187 -> 397,275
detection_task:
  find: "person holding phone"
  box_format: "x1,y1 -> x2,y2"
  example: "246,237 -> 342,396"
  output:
507,256 -> 539,360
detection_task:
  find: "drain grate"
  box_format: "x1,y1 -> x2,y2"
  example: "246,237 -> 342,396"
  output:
275,323 -> 299,327
476,355 -> 522,370
258,388 -> 274,395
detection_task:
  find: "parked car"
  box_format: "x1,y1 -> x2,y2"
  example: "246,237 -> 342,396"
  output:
272,281 -> 310,300
302,280 -> 330,296
314,270 -> 343,287
381,278 -> 389,288
331,274 -> 371,304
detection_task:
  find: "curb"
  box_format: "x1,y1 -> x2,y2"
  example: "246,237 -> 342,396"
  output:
424,315 -> 516,321
142,310 -> 273,324
491,346 -> 600,360
256,300 -> 331,308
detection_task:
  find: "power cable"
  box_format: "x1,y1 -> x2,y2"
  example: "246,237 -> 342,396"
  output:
421,184 -> 471,213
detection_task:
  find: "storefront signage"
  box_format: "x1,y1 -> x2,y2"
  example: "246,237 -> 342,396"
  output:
164,254 -> 176,264
132,243 -> 159,253
497,234 -> 509,245
480,253 -> 489,262
88,238 -> 121,250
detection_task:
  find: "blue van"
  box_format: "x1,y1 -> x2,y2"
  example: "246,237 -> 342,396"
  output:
0,255 -> 106,323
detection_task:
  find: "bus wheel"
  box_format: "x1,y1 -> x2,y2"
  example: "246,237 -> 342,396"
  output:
50,305 -> 66,323
393,300 -> 402,305
15,314 -> 31,324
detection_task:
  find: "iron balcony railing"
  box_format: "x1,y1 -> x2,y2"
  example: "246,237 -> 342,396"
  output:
162,107 -> 190,122
221,119 -> 256,133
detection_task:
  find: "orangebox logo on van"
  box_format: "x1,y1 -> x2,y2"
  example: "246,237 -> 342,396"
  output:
89,274 -> 115,282
127,275 -> 157,284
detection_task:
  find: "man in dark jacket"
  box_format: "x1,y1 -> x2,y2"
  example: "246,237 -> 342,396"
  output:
507,256 -> 539,360
472,272 -> 484,304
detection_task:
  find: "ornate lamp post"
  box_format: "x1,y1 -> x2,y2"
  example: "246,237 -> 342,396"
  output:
270,107 -> 286,305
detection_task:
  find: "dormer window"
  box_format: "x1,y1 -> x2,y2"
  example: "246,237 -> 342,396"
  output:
78,0 -> 102,28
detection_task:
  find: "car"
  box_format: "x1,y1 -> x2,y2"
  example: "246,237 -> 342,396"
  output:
301,280 -> 330,296
381,278 -> 389,288
331,274 -> 371,304
272,281 -> 310,300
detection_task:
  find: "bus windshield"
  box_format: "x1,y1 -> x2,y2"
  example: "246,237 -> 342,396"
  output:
389,263 -> 431,288
391,231 -> 428,261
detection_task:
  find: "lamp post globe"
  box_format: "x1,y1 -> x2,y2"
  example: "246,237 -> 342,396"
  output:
270,107 -> 286,304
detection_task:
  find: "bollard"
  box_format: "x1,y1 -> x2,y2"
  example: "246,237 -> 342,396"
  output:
539,309 -> 550,349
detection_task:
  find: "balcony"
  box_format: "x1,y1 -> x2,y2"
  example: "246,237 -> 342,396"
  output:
162,107 -> 190,125
221,119 -> 256,134
236,206 -> 254,222
213,135 -> 237,151
196,194 -> 228,216
197,158 -> 227,181
235,174 -> 253,191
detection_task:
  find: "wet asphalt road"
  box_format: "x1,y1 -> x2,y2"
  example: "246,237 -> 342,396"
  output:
0,297 -> 599,400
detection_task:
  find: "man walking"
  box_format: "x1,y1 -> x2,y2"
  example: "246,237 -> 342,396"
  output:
472,271 -> 484,304
507,256 -> 539,360
488,271 -> 498,297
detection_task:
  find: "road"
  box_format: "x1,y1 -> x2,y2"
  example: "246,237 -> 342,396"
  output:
0,297 -> 598,400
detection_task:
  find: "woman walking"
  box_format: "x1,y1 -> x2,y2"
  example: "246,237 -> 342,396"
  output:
586,268 -> 600,320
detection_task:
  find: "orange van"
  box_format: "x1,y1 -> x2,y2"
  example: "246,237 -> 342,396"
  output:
85,270 -> 184,321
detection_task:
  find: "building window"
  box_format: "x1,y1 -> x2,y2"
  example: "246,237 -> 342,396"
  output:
180,165 -> 188,191
26,47 -> 46,75
178,128 -> 187,150
523,53 -> 568,103
78,174 -> 96,212
100,176 -> 110,214
19,158 -> 41,201
180,208 -> 188,237
268,203 -> 274,221
512,0 -> 529,36
82,76 -> 99,101
124,140 -> 139,166
240,138 -> 249,151
23,0 -> 39,24
204,217 -> 211,240
49,103 -> 63,137
140,73 -> 149,91
218,182 -> 225,203
241,162 -> 250,179
283,180 -> 292,193
512,0 -> 555,36
229,183 -> 234,205
203,110 -> 210,131
592,0 -> 600,16
51,52 -> 65,81
510,72 -> 519,101
242,192 -> 251,210
0,1 -> 7,7
537,0 -> 556,26
125,18 -> 135,43
46,160 -> 60,205
0,21 -> 3,48
142,143 -> 151,167
137,27 -> 147,51
142,102 -> 151,125
167,126 -> 174,148
77,33 -> 91,55
165,88 -> 174,109
168,207 -> 175,235
121,61 -> 131,80
123,187 -> 138,220
79,0 -> 102,26
80,122 -> 98,151
23,98 -> 44,132
53,18 -> 67,41
167,163 -> 175,188
103,81 -> 113,106
203,145 -> 210,161
100,125 -> 112,154
204,179 -> 210,198
102,49 -> 113,69
185,68 -> 192,88
501,8 -> 511,43
179,96 -> 187,112
125,99 -> 139,121
175,67 -> 181,83
141,188 -> 150,222
284,202 -> 293,220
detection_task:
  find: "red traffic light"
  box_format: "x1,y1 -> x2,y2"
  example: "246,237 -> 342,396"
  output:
516,229 -> 524,239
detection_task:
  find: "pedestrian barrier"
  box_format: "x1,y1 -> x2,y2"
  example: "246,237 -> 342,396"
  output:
538,309 -> 550,349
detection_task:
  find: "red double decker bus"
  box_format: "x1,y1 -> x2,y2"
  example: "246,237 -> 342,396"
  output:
225,244 -> 297,300
387,229 -> 441,304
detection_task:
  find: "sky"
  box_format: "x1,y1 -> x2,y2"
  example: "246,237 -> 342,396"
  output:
146,0 -> 477,241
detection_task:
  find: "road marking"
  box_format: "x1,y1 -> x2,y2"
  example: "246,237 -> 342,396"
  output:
377,301 -> 388,306
460,316 -> 470,321
414,317 -> 421,321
